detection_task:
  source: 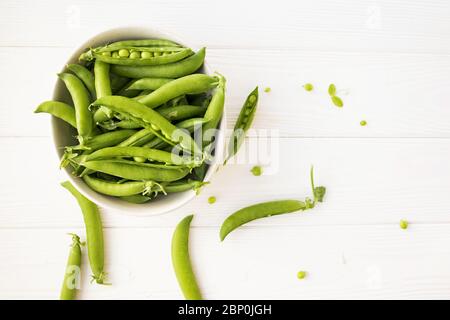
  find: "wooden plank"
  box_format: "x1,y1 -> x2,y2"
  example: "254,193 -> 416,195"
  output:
2,224 -> 450,299
1,137 -> 449,228
3,47 -> 450,137
1,0 -> 450,54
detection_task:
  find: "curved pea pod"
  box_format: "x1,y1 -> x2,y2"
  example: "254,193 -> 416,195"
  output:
80,159 -> 190,182
111,47 -> 206,78
61,181 -> 106,284
83,175 -> 166,197
220,200 -> 307,241
34,101 -> 77,128
91,96 -> 202,156
137,73 -> 218,109
118,128 -> 155,147
125,78 -> 173,91
58,73 -> 94,145
82,47 -> 193,66
85,146 -> 201,168
224,86 -> 258,164
201,73 -> 226,147
60,234 -> 83,300
66,64 -> 96,99
171,215 -> 202,300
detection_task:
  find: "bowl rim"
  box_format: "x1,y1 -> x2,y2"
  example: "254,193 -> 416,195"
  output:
51,26 -> 226,216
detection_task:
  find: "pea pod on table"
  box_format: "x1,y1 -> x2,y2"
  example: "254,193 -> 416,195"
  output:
172,215 -> 203,300
61,181 -> 106,284
219,167 -> 326,241
60,233 -> 83,300
224,86 -> 258,164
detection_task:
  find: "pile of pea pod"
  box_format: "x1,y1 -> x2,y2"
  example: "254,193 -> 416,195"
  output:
35,39 -> 226,204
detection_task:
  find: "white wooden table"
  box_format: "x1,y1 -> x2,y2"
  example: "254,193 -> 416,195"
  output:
2,0 -> 450,299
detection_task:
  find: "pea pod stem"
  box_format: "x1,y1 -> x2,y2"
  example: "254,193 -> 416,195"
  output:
171,215 -> 202,300
61,181 -> 106,284
60,233 -> 83,300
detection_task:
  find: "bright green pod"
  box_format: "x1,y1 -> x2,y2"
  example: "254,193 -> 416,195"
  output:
60,234 -> 83,300
35,101 -> 77,128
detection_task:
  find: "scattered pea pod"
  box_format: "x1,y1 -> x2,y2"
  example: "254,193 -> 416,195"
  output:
219,167 -> 326,241
224,86 -> 258,164
83,175 -> 165,197
111,47 -> 206,79
61,181 -> 106,284
60,233 -> 83,300
171,215 -> 202,300
34,101 -> 77,128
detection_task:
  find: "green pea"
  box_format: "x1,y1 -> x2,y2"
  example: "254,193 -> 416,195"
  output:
102,51 -> 111,57
141,51 -> 153,59
208,196 -> 216,204
303,83 -> 314,91
400,219 -> 408,229
154,51 -> 163,56
129,51 -> 141,59
251,165 -> 262,176
297,271 -> 307,280
360,120 -> 367,126
331,96 -> 343,107
118,49 -> 130,57
328,84 -> 336,96
264,87 -> 271,93
112,51 -> 120,58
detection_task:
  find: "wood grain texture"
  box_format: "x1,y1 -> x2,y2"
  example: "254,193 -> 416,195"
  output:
1,0 -> 450,299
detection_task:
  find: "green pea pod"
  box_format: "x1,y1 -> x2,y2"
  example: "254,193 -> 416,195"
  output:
164,179 -> 209,194
93,60 -> 114,123
201,73 -> 226,147
106,39 -> 181,48
91,96 -> 202,156
119,194 -> 153,204
118,128 -> 155,147
82,47 -> 194,66
58,73 -> 94,145
111,47 -> 206,79
224,87 -> 258,164
137,73 -> 219,109
125,78 -> 173,91
158,105 -> 206,122
172,215 -> 202,300
60,233 -> 83,300
66,64 -> 96,99
61,181 -> 106,284
83,175 -> 165,197
220,167 -> 326,241
80,159 -> 190,182
34,101 -> 77,128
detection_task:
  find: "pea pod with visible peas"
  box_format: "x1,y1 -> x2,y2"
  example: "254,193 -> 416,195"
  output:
111,47 -> 206,79
219,167 -> 326,241
60,233 -> 83,300
224,86 -> 258,164
172,215 -> 202,300
61,181 -> 106,284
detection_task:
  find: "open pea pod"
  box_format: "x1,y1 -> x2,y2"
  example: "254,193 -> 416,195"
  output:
80,45 -> 193,66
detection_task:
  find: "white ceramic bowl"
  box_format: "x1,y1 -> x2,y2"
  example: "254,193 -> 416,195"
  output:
51,27 -> 226,215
